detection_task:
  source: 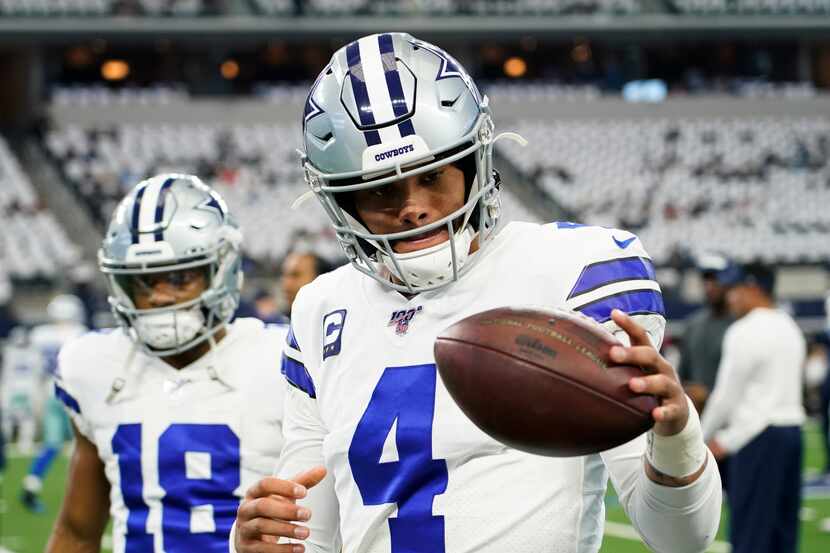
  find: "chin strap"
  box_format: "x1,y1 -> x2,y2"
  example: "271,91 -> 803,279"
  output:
493,131 -> 528,147
291,189 -> 316,210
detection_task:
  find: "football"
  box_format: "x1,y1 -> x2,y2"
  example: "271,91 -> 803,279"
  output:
434,307 -> 659,457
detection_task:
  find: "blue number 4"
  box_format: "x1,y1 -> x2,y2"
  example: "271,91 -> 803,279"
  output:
348,364 -> 448,553
112,423 -> 240,553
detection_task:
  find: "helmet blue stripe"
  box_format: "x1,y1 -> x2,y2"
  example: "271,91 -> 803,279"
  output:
131,184 -> 148,244
153,177 -> 175,242
398,119 -> 415,137
378,34 -> 416,138
346,40 -> 381,146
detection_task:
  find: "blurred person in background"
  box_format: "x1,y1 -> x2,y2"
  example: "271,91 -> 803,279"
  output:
20,294 -> 87,513
45,174 -> 289,553
0,274 -> 18,339
815,292 -> 830,479
678,252 -> 734,415
805,340 -> 828,437
237,286 -> 290,325
279,250 -> 333,317
702,262 -> 806,553
251,288 -> 289,325
1,327 -> 43,456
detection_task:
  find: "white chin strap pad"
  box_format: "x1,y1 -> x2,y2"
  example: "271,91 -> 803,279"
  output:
380,226 -> 475,289
134,307 -> 205,350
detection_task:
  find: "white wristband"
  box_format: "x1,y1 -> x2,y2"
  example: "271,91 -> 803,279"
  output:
645,396 -> 707,479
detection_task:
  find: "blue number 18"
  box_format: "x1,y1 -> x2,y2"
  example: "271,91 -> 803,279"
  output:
348,364 -> 448,553
111,423 -> 240,553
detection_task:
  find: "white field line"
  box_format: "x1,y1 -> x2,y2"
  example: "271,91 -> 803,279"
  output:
604,521 -> 731,553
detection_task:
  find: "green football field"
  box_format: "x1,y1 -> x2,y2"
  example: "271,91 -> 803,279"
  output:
1,424 -> 829,553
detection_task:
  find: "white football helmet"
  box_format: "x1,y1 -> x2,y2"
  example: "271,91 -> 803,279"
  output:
301,32 -> 509,293
98,174 -> 243,357
46,294 -> 85,324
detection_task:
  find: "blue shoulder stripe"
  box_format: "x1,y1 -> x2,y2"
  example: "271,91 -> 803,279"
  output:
54,383 -> 81,414
286,325 -> 301,352
574,289 -> 665,324
281,354 -> 316,398
568,257 -> 656,300
555,221 -> 589,229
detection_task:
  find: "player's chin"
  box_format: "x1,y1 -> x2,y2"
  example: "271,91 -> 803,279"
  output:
392,228 -> 450,254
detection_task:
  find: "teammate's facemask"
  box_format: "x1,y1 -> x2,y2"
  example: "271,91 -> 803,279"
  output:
99,174 -> 244,357
300,32 -> 524,293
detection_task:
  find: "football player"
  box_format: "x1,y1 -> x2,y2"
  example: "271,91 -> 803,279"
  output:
19,294 -> 88,512
46,175 -> 288,553
233,34 -> 722,553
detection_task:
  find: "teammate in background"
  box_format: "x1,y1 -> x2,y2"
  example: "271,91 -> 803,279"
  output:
702,263 -> 805,553
678,253 -> 733,414
46,175 -> 288,553
20,294 -> 87,512
279,251 -> 334,317
2,328 -> 39,455
233,33 -> 721,553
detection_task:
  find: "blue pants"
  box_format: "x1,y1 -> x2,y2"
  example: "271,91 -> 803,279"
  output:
728,425 -> 802,553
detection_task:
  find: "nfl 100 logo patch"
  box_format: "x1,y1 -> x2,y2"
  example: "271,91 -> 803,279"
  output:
388,306 -> 423,336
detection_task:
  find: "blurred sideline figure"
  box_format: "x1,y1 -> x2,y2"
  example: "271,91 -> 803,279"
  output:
702,262 -> 806,553
678,252 -> 734,414
45,174 -> 289,553
237,286 -> 289,325
0,274 -> 18,339
1,327 -> 43,455
279,250 -> 334,317
819,293 -> 830,477
20,294 -> 87,512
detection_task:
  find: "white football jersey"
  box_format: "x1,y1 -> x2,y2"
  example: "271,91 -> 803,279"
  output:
30,322 -> 88,377
1,334 -> 44,413
278,222 -> 719,553
56,318 -> 288,553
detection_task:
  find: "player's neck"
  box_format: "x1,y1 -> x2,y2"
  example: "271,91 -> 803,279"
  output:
162,327 -> 227,370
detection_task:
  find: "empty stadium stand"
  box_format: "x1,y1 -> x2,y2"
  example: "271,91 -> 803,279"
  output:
0,137 -> 81,280
251,0 -> 642,15
500,116 -> 830,264
43,115 -> 540,264
0,0 -> 204,16
670,0 -> 830,14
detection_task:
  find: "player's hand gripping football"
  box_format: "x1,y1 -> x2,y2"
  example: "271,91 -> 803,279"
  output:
607,309 -> 689,437
235,466 -> 327,553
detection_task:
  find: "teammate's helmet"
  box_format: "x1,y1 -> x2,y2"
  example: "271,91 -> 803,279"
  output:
98,174 -> 243,356
46,294 -> 85,324
302,32 -> 501,293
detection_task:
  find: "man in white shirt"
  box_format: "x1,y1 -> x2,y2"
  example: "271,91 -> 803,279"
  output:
702,262 -> 806,553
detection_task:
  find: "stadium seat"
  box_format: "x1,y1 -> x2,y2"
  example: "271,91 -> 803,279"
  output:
0,138 -> 81,280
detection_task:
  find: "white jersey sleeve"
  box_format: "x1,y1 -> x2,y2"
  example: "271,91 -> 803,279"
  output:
54,330 -> 105,440
552,224 -> 666,348
276,387 -> 341,553
601,437 -> 722,553
277,284 -> 342,553
549,223 -> 720,552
